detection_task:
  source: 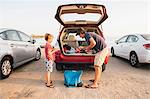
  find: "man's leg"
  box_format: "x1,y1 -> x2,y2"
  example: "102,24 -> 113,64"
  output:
90,48 -> 108,88
89,65 -> 102,88
93,65 -> 102,86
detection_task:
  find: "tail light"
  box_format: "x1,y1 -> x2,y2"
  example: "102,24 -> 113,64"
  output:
143,44 -> 150,49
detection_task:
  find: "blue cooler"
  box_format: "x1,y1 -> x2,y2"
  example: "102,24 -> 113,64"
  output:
64,70 -> 83,87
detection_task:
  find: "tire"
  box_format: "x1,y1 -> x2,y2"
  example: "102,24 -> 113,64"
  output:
111,47 -> 115,57
0,57 -> 12,79
56,63 -> 63,71
130,52 -> 140,67
102,64 -> 106,72
35,49 -> 41,61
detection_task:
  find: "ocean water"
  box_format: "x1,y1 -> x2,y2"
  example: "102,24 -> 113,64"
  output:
34,38 -> 46,45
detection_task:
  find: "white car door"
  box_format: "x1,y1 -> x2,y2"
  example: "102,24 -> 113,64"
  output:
115,35 -> 128,57
125,35 -> 139,59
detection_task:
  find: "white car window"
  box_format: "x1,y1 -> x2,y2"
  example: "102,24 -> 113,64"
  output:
5,30 -> 21,41
141,34 -> 150,40
18,31 -> 31,42
0,32 -> 7,40
118,36 -> 128,43
61,13 -> 101,23
127,35 -> 138,43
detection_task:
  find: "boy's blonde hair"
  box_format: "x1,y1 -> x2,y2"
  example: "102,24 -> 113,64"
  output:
45,33 -> 53,41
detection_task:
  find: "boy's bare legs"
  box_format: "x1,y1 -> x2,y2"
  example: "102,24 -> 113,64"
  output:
45,72 -> 53,84
46,72 -> 54,88
45,73 -> 48,83
46,72 -> 51,86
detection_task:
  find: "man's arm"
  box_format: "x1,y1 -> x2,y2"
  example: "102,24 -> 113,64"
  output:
85,37 -> 96,51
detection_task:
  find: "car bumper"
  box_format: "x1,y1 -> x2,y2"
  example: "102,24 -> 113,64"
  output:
138,50 -> 150,63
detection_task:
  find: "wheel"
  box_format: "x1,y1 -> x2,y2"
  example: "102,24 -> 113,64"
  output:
0,57 -> 12,79
56,63 -> 63,71
111,47 -> 115,57
130,52 -> 140,67
35,49 -> 41,61
102,64 -> 106,72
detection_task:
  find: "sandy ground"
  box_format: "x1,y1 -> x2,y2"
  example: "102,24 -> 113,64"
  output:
0,49 -> 150,99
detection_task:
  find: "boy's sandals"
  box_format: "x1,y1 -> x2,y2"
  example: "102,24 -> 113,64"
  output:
84,84 -> 98,89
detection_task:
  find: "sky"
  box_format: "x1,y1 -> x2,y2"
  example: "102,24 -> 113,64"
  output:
0,0 -> 149,46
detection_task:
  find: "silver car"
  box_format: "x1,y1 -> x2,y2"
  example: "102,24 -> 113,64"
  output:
0,28 -> 41,79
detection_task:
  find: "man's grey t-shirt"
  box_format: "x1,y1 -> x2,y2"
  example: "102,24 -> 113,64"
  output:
85,32 -> 107,52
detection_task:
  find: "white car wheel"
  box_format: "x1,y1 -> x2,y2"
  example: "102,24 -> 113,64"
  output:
111,47 -> 115,57
130,52 -> 140,67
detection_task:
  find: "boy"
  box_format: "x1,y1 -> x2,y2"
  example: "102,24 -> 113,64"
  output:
44,33 -> 57,88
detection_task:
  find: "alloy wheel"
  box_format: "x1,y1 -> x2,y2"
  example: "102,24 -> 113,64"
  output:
1,60 -> 11,76
35,50 -> 41,60
130,53 -> 138,66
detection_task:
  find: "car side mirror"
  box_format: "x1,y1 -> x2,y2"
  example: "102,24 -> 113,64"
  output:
115,40 -> 118,44
32,39 -> 36,44
29,39 -> 36,44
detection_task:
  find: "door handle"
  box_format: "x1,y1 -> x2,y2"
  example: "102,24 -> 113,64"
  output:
10,44 -> 14,47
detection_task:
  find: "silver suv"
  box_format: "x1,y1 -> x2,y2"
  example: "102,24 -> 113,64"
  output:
0,28 -> 41,79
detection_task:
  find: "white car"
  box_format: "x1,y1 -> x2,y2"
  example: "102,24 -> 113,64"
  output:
0,28 -> 41,79
111,34 -> 150,67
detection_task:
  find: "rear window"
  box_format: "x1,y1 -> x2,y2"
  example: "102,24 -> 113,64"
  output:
0,32 -> 7,40
61,13 -> 101,23
141,34 -> 150,40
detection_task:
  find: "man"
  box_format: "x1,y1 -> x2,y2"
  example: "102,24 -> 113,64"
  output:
76,28 -> 109,88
